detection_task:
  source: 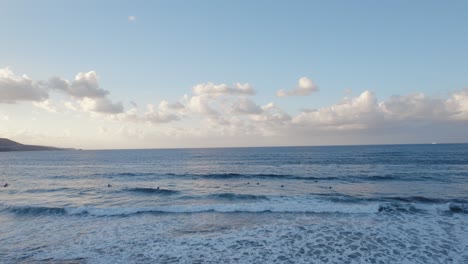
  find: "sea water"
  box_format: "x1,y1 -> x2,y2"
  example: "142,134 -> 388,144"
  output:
0,144 -> 467,263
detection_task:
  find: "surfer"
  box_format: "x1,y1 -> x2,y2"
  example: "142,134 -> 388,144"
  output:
3,183 -> 7,187
107,184 -> 112,187
156,186 -> 160,190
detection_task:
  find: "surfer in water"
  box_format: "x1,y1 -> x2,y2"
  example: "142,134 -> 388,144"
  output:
3,183 -> 7,187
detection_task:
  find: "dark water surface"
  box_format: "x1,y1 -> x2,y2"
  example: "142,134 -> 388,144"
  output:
1,144 -> 467,263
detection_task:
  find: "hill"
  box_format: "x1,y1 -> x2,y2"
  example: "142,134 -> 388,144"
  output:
0,138 -> 72,152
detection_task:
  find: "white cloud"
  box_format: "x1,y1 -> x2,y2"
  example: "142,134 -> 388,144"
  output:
78,98 -> 124,114
0,111 -> 9,121
48,71 -> 123,114
251,102 -> 291,123
64,101 -> 78,111
49,71 -> 109,99
293,90 -> 382,130
185,95 -> 219,116
0,67 -> 48,103
158,100 -> 184,111
230,98 -> 262,115
445,87 -> 468,120
33,100 -> 58,113
92,98 -> 124,114
379,93 -> 447,121
193,82 -> 256,96
128,16 -> 136,22
276,77 -> 318,97
292,88 -> 468,132
144,104 -> 180,124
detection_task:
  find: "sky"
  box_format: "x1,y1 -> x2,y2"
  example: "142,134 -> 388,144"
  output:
1,0 -> 468,149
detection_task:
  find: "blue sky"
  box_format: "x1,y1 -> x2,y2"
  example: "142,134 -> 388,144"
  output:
1,1 -> 468,148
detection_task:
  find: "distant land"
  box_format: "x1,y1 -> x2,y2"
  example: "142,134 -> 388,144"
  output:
0,138 -> 73,152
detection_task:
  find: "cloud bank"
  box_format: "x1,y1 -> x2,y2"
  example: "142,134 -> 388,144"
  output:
2,66 -> 468,147
0,67 -> 123,114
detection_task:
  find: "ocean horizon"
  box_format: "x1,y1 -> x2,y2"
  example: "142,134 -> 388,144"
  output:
63,142 -> 468,151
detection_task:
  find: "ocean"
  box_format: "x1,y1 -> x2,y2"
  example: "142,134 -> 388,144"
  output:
0,144 -> 467,263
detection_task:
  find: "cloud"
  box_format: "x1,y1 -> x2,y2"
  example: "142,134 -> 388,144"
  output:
144,104 -> 180,124
445,87 -> 468,120
185,95 -> 219,116
92,98 -> 124,114
230,98 -> 262,115
113,100 -> 183,124
128,16 -> 136,22
79,98 -> 124,114
250,102 -> 291,130
158,100 -> 184,111
49,71 -> 109,99
276,77 -> 318,97
379,93 -> 448,121
33,100 -> 58,113
193,82 -> 256,96
48,71 -> 124,114
4,66 -> 468,147
293,90 -> 382,130
292,88 -> 468,132
0,67 -> 49,103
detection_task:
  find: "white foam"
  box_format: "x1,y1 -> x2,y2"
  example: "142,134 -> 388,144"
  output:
2,210 -> 466,264
61,197 -> 381,216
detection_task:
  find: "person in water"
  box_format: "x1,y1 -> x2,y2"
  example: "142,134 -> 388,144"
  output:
3,183 -> 7,187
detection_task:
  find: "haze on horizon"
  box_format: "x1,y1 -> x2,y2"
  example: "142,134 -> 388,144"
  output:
1,0 -> 468,149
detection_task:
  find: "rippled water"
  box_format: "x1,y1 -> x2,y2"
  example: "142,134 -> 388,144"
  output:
1,144 -> 467,263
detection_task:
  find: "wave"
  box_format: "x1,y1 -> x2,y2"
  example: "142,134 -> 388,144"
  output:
22,187 -> 76,193
51,171 -> 451,183
124,187 -> 179,195
100,172 -> 157,177
314,194 -> 468,205
2,196 -> 466,217
1,205 -> 67,215
384,196 -> 446,203
172,173 -> 449,182
188,173 -> 338,181
206,193 -> 269,200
